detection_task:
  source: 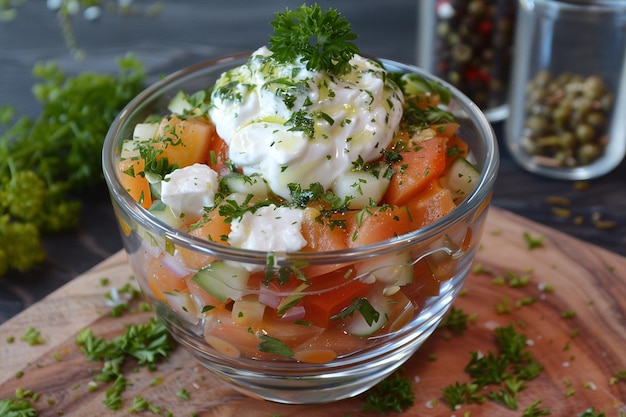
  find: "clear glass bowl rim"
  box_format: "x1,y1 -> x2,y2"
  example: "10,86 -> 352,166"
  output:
102,51 -> 499,266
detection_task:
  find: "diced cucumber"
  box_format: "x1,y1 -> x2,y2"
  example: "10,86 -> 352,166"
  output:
144,171 -> 162,199
356,250 -> 413,294
120,139 -> 140,160
148,200 -> 184,229
332,168 -> 391,209
132,122 -> 159,141
343,288 -> 391,337
442,157 -> 480,202
168,90 -> 194,115
220,173 -> 269,200
192,261 -> 250,302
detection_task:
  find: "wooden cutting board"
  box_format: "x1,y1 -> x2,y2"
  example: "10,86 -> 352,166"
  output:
1,207 -> 625,416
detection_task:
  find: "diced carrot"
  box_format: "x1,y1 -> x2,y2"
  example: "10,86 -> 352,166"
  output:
406,180 -> 457,229
178,207 -> 231,270
146,253 -> 190,301
117,158 -> 152,209
345,205 -> 416,248
204,308 -> 323,359
153,115 -> 214,168
294,328 -> 369,357
301,208 -> 349,252
410,94 -> 442,110
205,309 -> 262,358
445,134 -> 470,168
258,316 -> 324,348
300,266 -> 370,328
300,208 -> 350,277
432,122 -> 460,139
383,136 -> 448,206
292,348 -> 337,364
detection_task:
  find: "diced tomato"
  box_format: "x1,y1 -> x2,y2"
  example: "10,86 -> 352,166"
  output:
383,136 -> 448,206
300,266 -> 369,328
345,205 -> 416,248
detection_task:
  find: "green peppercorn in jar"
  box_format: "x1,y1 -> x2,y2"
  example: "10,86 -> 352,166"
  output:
506,0 -> 626,179
417,0 -> 518,122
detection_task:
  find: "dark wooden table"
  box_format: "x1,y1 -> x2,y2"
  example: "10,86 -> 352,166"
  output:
1,0 -> 624,324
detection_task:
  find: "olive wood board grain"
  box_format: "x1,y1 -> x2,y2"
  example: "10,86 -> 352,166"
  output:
1,206 -> 625,417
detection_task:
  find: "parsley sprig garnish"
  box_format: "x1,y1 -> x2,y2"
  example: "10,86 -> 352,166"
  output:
269,4 -> 360,76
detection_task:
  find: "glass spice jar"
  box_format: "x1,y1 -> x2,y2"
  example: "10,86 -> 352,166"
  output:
417,0 -> 518,122
505,0 -> 626,180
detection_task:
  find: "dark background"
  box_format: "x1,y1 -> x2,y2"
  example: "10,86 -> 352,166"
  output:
1,0 -> 624,323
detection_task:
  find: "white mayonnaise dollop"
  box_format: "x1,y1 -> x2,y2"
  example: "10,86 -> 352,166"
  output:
209,46 -> 404,200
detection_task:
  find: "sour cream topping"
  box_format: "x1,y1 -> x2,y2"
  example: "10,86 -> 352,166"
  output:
228,204 -> 307,253
209,46 -> 404,200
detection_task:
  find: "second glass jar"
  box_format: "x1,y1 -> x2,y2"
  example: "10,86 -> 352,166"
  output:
505,0 -> 626,180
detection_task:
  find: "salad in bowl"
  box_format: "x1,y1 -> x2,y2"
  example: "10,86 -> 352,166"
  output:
103,4 -> 498,404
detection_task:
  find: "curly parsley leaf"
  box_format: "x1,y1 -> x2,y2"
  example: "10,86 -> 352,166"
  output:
269,4 -> 360,76
362,372 -> 415,413
75,317 -> 174,410
442,324 -> 543,411
0,397 -> 38,417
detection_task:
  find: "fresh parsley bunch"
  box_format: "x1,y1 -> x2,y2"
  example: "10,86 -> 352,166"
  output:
269,4 -> 360,76
0,54 -> 146,277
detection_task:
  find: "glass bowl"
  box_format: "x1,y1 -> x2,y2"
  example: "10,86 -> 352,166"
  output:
102,52 -> 499,404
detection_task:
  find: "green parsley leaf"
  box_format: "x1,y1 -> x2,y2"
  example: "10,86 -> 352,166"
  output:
258,335 -> 294,358
523,231 -> 545,249
176,388 -> 190,401
269,4 -> 360,76
362,372 -> 415,413
20,326 -> 44,346
438,306 -> 470,335
521,399 -> 551,416
103,375 -> 127,411
330,297 -> 380,326
0,397 -> 37,417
